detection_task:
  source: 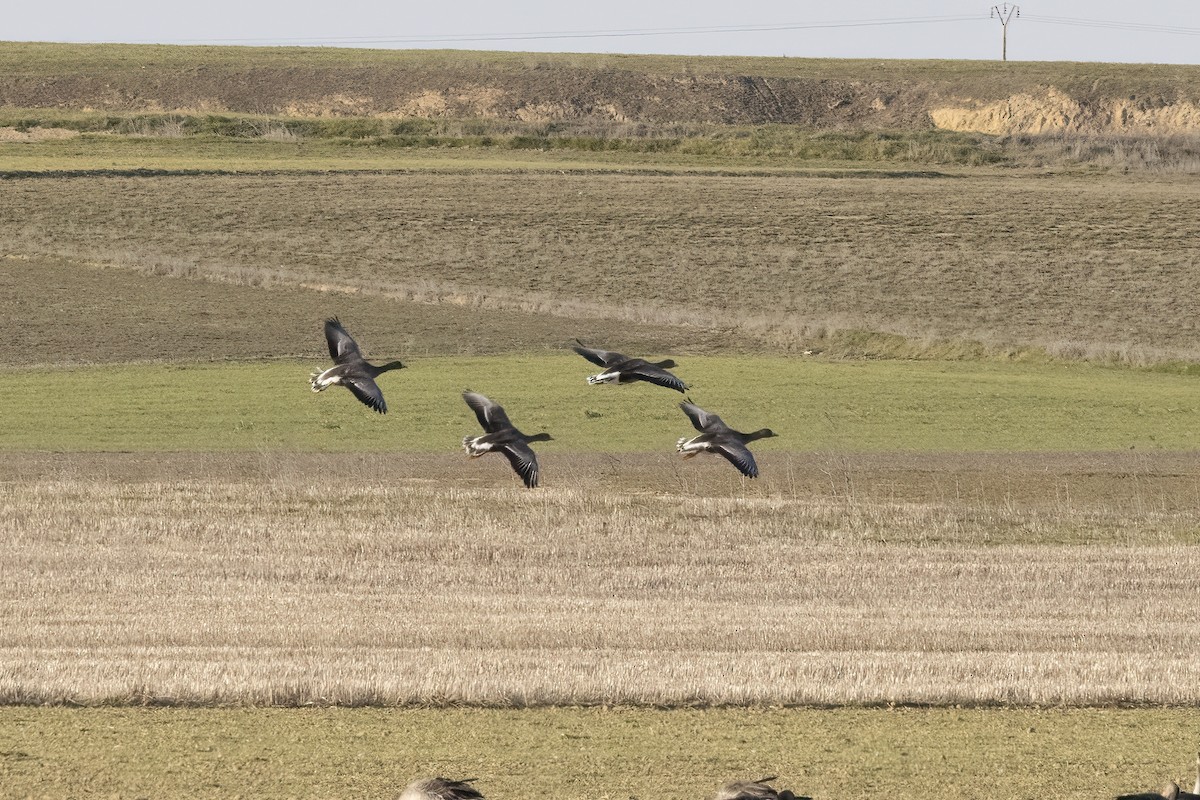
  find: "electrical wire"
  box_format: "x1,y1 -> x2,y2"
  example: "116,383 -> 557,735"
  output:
162,15 -> 983,47
1022,14 -> 1200,37
73,12 -> 1200,50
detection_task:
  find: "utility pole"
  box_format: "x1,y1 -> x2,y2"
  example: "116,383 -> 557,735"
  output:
990,3 -> 1019,61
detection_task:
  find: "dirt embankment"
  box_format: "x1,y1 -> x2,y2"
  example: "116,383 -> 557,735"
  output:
5,46 -> 1200,136
931,87 -> 1200,135
0,65 -> 936,128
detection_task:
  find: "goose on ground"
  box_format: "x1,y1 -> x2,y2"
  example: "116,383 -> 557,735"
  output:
572,340 -> 688,393
676,399 -> 777,478
1118,762 -> 1200,800
1117,784 -> 1200,800
1118,756 -> 1200,800
396,777 -> 485,800
461,390 -> 553,488
309,317 -> 404,414
714,776 -> 808,800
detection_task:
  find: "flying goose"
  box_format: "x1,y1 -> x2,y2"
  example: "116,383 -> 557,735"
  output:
714,776 -> 808,800
572,340 -> 688,393
396,777 -> 485,800
309,317 -> 404,414
676,399 -> 777,478
461,390 -> 553,488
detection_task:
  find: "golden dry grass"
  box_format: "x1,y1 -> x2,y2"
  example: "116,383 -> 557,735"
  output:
3,453 -> 1198,708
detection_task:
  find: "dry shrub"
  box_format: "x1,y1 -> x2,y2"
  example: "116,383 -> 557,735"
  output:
1008,133 -> 1200,173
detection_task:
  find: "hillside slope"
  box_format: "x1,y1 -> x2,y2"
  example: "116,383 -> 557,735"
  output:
4,42 -> 1200,135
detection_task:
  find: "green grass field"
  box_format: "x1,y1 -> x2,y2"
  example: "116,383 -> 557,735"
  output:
4,706 -> 1199,800
4,134 -> 833,175
2,356 -> 1197,453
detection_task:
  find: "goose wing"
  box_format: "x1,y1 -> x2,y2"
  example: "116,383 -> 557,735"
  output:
500,440 -> 540,488
625,361 -> 688,393
679,401 -> 728,432
343,376 -> 387,414
572,341 -> 625,368
713,439 -> 760,478
462,390 -> 512,433
324,318 -> 363,363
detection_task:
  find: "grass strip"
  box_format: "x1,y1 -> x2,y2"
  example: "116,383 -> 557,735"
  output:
1,356 -> 1196,452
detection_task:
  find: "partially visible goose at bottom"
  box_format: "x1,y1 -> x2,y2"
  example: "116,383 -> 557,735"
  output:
714,776 -> 810,800
396,776 -> 485,800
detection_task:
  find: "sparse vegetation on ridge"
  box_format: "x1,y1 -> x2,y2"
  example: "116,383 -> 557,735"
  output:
4,42 -> 1200,125
5,40 -> 1200,174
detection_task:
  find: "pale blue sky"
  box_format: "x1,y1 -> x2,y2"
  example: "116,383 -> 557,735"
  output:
7,1 -> 1200,63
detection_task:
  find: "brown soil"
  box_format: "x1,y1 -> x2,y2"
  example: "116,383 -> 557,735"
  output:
6,172 -> 1200,362
0,255 -> 708,366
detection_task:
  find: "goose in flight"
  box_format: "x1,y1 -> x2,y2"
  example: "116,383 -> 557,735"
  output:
676,399 -> 777,478
309,318 -> 404,414
396,777 -> 485,800
461,390 -> 553,488
572,340 -> 687,393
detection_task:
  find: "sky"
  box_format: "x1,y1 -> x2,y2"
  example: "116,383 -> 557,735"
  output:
6,1 -> 1200,64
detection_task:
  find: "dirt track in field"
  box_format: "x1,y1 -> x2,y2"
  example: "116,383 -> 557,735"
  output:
5,449 -> 1199,519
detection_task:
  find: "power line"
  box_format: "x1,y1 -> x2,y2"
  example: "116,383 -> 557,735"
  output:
1022,14 -> 1200,37
157,15 -> 983,47
63,12 -> 1200,53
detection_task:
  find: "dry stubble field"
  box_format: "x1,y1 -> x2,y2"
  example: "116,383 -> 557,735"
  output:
3,451 -> 1200,710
